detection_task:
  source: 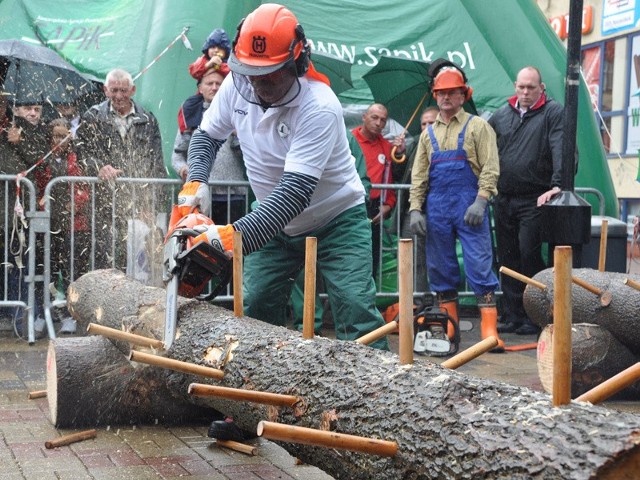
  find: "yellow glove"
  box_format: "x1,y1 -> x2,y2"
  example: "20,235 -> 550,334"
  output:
178,181 -> 210,217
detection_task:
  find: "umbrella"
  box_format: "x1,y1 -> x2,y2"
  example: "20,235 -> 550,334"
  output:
363,56 -> 477,137
0,39 -> 94,105
310,51 -> 353,95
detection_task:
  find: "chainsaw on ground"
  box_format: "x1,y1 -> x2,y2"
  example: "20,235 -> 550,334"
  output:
413,306 -> 460,357
162,206 -> 232,349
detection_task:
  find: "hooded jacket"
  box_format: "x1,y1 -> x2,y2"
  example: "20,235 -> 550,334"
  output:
488,93 -> 564,196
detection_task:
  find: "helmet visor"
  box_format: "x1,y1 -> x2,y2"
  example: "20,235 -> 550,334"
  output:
228,51 -> 290,77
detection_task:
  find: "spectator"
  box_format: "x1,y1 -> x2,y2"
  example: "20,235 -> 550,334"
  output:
409,65 -> 504,353
489,66 -> 563,336
44,118 -> 91,292
76,68 -> 166,275
7,100 -> 48,171
348,103 -> 405,277
188,28 -> 231,82
53,99 -> 81,137
179,3 -> 388,351
172,67 -> 248,225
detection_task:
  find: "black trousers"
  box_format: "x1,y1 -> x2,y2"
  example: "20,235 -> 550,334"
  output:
494,194 -> 547,325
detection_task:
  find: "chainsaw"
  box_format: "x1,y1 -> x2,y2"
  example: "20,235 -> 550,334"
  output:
162,206 -> 232,349
413,306 -> 460,357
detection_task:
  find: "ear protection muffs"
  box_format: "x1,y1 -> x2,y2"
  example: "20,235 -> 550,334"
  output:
293,24 -> 310,77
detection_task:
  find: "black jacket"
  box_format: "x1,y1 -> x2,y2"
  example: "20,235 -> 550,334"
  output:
488,93 -> 564,196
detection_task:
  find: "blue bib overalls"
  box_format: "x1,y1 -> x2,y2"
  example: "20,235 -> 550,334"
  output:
424,116 -> 499,295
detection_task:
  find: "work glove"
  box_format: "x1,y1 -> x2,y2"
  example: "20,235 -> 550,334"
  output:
464,196 -> 488,226
193,224 -> 235,255
178,181 -> 210,217
409,210 -> 426,237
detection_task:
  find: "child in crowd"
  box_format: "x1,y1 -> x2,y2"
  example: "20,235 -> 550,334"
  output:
188,28 -> 231,81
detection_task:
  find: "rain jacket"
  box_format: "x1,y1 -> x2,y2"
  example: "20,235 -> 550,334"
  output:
488,93 -> 563,196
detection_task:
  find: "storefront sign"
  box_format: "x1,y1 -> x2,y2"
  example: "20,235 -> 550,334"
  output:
603,0 -> 640,36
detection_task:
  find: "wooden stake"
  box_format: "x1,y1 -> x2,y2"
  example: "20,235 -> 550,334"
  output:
441,336 -> 498,370
571,276 -> 612,306
499,266 -> 547,290
87,323 -> 164,349
598,218 -> 608,272
575,363 -> 640,405
129,351 -> 224,380
45,429 -> 97,449
553,246 -> 572,406
257,421 -> 398,457
28,390 -> 47,399
398,239 -> 414,365
233,230 -> 243,317
216,439 -> 257,456
188,383 -> 300,408
302,237 -> 317,340
355,321 -> 398,345
623,278 -> 640,292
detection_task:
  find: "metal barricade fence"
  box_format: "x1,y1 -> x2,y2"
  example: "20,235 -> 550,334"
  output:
0,174 -> 37,342
27,177 -> 605,342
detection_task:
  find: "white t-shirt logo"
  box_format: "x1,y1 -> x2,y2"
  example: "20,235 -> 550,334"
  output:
277,121 -> 290,138
378,153 -> 386,164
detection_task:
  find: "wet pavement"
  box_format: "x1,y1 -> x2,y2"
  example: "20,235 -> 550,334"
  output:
0,305 -> 637,479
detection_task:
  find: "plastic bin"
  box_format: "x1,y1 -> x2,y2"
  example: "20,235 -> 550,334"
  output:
580,215 -> 627,273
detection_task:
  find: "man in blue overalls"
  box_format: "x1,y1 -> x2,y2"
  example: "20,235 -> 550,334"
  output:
408,65 -> 504,352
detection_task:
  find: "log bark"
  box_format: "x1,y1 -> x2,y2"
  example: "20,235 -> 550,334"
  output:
537,323 -> 640,399
47,335 -> 219,427
65,269 -> 640,480
524,268 -> 640,354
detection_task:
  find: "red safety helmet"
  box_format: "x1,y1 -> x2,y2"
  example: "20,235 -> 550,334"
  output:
228,3 -> 307,77
432,67 -> 473,100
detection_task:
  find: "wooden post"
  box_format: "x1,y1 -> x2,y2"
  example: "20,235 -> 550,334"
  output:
257,421 -> 398,457
398,239 -> 414,365
216,439 -> 257,456
188,383 -> 300,408
233,231 -> 243,317
45,429 -> 97,449
553,246 -> 572,406
623,278 -> 640,291
355,321 -> 398,346
28,390 -> 47,399
598,218 -> 608,272
499,266 -> 547,290
86,323 -> 164,349
302,237 -> 317,340
575,363 -> 640,405
129,350 -> 224,380
441,336 -> 499,370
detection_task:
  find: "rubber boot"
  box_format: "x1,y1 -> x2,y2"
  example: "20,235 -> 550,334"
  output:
436,292 -> 459,341
477,293 -> 505,353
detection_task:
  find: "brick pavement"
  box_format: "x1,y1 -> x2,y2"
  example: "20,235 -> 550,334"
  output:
0,334 -> 333,480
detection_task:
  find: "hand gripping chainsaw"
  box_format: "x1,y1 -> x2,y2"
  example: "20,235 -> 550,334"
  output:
162,206 -> 232,349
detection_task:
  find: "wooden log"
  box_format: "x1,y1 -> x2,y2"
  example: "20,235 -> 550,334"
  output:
46,335 -> 220,428
523,268 -> 640,353
576,363 -> 640,404
537,324 -> 640,399
65,269 -> 640,480
45,429 -> 97,449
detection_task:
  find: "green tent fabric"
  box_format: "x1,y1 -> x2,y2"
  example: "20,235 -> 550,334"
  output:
0,0 -> 618,218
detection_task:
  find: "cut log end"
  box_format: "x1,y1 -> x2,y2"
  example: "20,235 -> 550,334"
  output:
46,342 -> 59,425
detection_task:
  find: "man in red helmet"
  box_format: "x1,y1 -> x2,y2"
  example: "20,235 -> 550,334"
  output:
408,64 -> 504,352
177,4 -> 388,350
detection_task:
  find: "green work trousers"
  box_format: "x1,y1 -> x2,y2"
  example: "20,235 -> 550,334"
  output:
243,204 -> 388,350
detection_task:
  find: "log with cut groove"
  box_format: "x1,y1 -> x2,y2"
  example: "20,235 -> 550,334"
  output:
51,269 -> 640,480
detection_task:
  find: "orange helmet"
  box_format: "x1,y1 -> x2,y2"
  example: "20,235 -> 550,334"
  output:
228,3 -> 304,76
432,67 -> 473,100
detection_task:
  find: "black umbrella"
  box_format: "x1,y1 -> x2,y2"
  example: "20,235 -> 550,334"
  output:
0,39 -> 94,105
